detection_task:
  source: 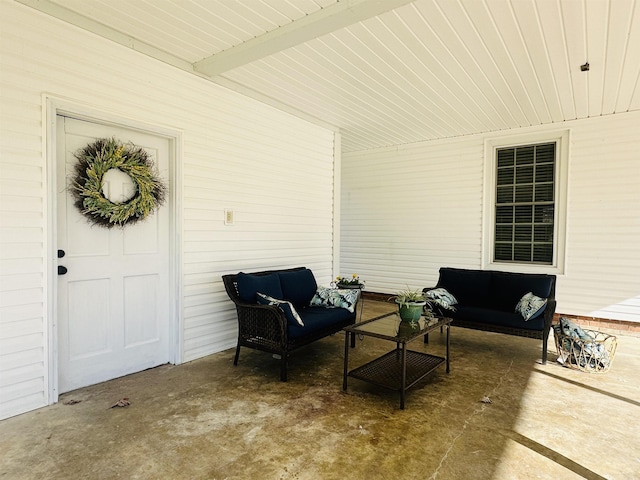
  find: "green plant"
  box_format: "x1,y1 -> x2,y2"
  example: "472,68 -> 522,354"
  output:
335,273 -> 364,286
394,287 -> 426,307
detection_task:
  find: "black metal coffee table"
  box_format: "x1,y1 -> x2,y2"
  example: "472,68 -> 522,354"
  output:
343,312 -> 451,409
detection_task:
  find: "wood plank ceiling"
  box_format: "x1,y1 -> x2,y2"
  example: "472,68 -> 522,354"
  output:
18,0 -> 640,152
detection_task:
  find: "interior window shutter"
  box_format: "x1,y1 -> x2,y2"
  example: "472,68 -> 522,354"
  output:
494,142 -> 555,265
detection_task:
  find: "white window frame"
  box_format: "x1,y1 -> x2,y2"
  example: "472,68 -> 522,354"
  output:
483,130 -> 569,274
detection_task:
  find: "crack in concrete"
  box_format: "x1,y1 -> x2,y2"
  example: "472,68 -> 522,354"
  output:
428,360 -> 514,480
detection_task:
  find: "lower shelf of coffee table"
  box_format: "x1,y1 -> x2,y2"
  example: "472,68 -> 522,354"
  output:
348,349 -> 445,391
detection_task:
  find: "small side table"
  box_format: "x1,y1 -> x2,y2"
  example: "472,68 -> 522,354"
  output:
343,312 -> 451,409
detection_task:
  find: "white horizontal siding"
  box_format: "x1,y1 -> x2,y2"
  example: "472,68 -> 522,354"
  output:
341,137 -> 484,293
559,112 -> 640,322
342,111 -> 640,323
0,3 -> 48,419
0,2 -> 336,419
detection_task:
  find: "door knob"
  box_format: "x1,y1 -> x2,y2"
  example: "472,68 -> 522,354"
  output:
58,249 -> 65,258
58,265 -> 68,275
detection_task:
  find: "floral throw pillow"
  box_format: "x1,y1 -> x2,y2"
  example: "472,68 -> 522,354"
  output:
310,286 -> 360,313
558,316 -> 592,341
257,292 -> 304,327
515,292 -> 547,321
424,288 -> 458,311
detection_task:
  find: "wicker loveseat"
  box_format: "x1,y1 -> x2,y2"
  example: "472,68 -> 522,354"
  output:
222,267 -> 357,381
424,267 -> 557,364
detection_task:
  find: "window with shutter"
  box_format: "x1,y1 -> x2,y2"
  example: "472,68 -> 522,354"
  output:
483,130 -> 568,274
494,143 -> 556,265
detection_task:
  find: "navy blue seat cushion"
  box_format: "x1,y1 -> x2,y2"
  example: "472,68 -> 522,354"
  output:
489,272 -> 553,312
453,306 -> 545,331
236,272 -> 283,303
279,268 -> 318,308
438,268 -> 492,308
288,306 -> 353,339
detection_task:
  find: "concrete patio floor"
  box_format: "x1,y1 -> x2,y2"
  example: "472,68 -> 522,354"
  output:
1,300 -> 639,480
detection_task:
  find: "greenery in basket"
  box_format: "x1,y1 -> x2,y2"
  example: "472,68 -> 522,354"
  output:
393,287 -> 426,307
335,274 -> 364,287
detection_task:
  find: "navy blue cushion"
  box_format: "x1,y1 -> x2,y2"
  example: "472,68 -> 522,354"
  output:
279,269 -> 317,307
288,306 -> 354,339
438,268 -> 492,308
453,305 -> 545,331
236,272 -> 282,303
489,272 -> 553,312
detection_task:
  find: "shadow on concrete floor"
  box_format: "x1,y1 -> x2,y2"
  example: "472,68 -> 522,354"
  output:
1,301 -> 639,480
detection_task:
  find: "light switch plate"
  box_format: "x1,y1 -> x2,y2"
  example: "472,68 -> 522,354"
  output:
224,209 -> 234,225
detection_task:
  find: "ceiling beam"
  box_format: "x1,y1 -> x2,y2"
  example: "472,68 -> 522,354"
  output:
193,0 -> 415,77
13,0 -> 341,133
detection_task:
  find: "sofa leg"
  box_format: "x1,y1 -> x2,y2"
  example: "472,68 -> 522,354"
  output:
541,326 -> 551,364
233,343 -> 241,366
350,331 -> 356,348
280,355 -> 288,382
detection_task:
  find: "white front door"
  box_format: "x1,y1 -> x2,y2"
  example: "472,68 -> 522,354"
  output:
56,116 -> 172,393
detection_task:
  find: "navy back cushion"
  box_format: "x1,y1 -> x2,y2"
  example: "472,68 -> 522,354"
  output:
236,272 -> 283,303
438,268 -> 492,308
489,272 -> 553,312
279,268 -> 318,308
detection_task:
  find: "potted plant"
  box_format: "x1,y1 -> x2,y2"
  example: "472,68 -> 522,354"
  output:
334,273 -> 364,289
394,287 -> 426,323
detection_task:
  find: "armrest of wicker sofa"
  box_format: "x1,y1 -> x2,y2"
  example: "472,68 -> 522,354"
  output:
222,273 -> 288,349
234,302 -> 288,348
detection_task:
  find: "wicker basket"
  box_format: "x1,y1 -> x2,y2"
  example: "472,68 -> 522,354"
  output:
553,326 -> 617,373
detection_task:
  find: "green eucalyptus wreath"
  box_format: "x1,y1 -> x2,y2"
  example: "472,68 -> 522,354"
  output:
70,137 -> 167,228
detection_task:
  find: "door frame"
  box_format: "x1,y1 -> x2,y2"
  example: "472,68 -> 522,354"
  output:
43,95 -> 183,405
